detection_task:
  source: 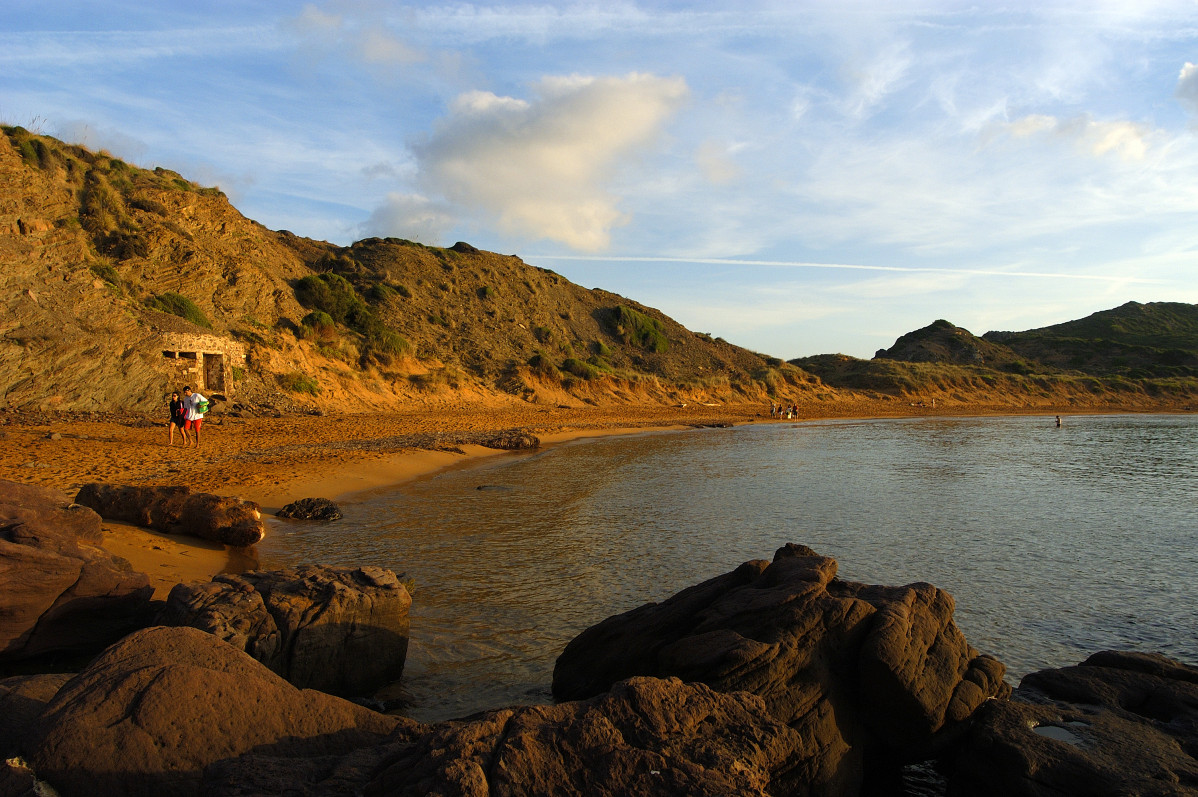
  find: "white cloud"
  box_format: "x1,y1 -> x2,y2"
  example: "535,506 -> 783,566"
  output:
840,41 -> 912,119
412,73 -> 688,252
1176,61 -> 1198,115
1004,113 -> 1150,160
283,3 -> 424,67
360,192 -> 454,244
695,140 -> 742,185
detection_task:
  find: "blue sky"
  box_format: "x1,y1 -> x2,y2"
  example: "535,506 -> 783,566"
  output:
4,2 -> 1198,358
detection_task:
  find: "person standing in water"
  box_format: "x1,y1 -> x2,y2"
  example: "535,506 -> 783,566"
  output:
1055,415 -> 1063,427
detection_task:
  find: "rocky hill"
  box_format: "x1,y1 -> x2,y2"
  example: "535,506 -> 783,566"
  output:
982,301 -> 1198,378
871,319 -> 1021,369
794,304 -> 1198,405
0,128 -> 822,414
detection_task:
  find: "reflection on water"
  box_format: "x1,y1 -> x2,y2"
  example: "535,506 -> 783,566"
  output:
258,414 -> 1198,723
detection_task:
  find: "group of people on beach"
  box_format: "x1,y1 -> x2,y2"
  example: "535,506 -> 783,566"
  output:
167,386 -> 208,448
770,402 -> 798,419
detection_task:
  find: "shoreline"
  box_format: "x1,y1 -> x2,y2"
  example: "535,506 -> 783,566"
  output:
1,400 -> 1190,597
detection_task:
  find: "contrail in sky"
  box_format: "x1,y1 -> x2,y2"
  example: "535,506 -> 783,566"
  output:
529,255 -> 1164,284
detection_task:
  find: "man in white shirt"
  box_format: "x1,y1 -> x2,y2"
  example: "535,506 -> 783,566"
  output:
182,386 -> 208,448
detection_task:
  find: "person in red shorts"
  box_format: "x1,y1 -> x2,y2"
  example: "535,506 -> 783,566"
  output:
181,385 -> 208,448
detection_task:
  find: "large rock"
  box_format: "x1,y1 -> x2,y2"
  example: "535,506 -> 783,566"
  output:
949,650 -> 1198,796
203,676 -> 808,797
26,626 -> 409,797
74,482 -> 265,546
0,673 -> 71,757
158,565 -> 411,696
552,543 -> 1009,795
0,479 -> 154,661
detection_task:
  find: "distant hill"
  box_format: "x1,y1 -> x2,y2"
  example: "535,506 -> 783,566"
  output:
793,303 -> 1198,405
982,301 -> 1198,378
0,127 -> 820,413
871,319 -> 1022,370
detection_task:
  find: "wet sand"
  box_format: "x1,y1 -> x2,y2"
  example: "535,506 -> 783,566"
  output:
0,397 -> 1183,596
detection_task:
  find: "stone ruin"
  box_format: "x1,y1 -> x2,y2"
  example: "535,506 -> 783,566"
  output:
159,332 -> 244,397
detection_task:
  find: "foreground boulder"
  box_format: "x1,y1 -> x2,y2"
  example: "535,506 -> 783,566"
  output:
553,543 -> 1009,795
158,565 -> 411,696
0,480 -> 154,661
204,676 -> 807,797
0,673 -> 71,756
25,626 -> 408,797
74,482 -> 265,546
949,650 -> 1198,796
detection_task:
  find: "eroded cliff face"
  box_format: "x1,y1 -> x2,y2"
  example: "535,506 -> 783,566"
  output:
0,128 -> 310,412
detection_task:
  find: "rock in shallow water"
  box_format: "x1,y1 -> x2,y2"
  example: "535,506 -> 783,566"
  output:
552,542 -> 1010,795
276,497 -> 343,521
948,650 -> 1198,797
158,565 -> 411,696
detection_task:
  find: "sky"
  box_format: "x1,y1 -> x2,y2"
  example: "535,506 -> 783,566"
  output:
4,1 -> 1198,359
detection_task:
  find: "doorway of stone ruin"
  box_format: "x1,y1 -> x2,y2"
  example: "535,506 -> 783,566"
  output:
203,353 -> 226,392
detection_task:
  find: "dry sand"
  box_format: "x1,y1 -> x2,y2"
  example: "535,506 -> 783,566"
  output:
0,397 -> 1183,597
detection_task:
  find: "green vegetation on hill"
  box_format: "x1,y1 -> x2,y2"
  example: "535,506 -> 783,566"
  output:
145,292 -> 211,329
981,302 -> 1198,378
797,301 -> 1198,403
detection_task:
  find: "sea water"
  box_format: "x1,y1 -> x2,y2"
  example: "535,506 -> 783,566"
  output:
258,414 -> 1198,723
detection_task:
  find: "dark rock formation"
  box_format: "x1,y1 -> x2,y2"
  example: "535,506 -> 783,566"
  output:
25,626 -> 409,797
277,497 -> 343,521
158,565 -> 411,696
0,674 -> 71,756
203,676 -> 806,797
74,482 -> 265,546
0,480 -> 154,661
480,430 -> 540,450
553,543 -> 1009,795
949,650 -> 1198,796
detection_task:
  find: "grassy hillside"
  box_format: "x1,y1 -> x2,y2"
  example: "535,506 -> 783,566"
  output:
796,305 -> 1198,405
0,128 -> 821,413
982,302 -> 1198,378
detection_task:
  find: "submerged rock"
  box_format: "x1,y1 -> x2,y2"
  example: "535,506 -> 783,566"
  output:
553,543 -> 1009,795
276,497 -> 343,521
74,482 -> 265,546
159,565 -> 411,696
949,650 -> 1198,796
0,479 -> 154,662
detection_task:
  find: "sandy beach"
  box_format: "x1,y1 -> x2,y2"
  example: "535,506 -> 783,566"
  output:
0,397 -> 1184,597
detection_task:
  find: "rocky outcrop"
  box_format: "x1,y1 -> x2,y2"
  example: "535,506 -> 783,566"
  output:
158,565 -> 411,696
0,479 -> 154,661
74,482 -> 265,546
25,626 -> 409,797
552,543 -> 1009,795
204,676 -> 807,797
480,429 -> 540,450
277,497 -> 343,521
949,650 -> 1198,796
0,674 -> 71,756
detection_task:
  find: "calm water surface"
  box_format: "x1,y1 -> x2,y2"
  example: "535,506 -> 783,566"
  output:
258,414 -> 1198,722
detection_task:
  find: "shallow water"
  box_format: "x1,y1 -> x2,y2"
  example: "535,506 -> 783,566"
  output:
259,413 -> 1198,723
